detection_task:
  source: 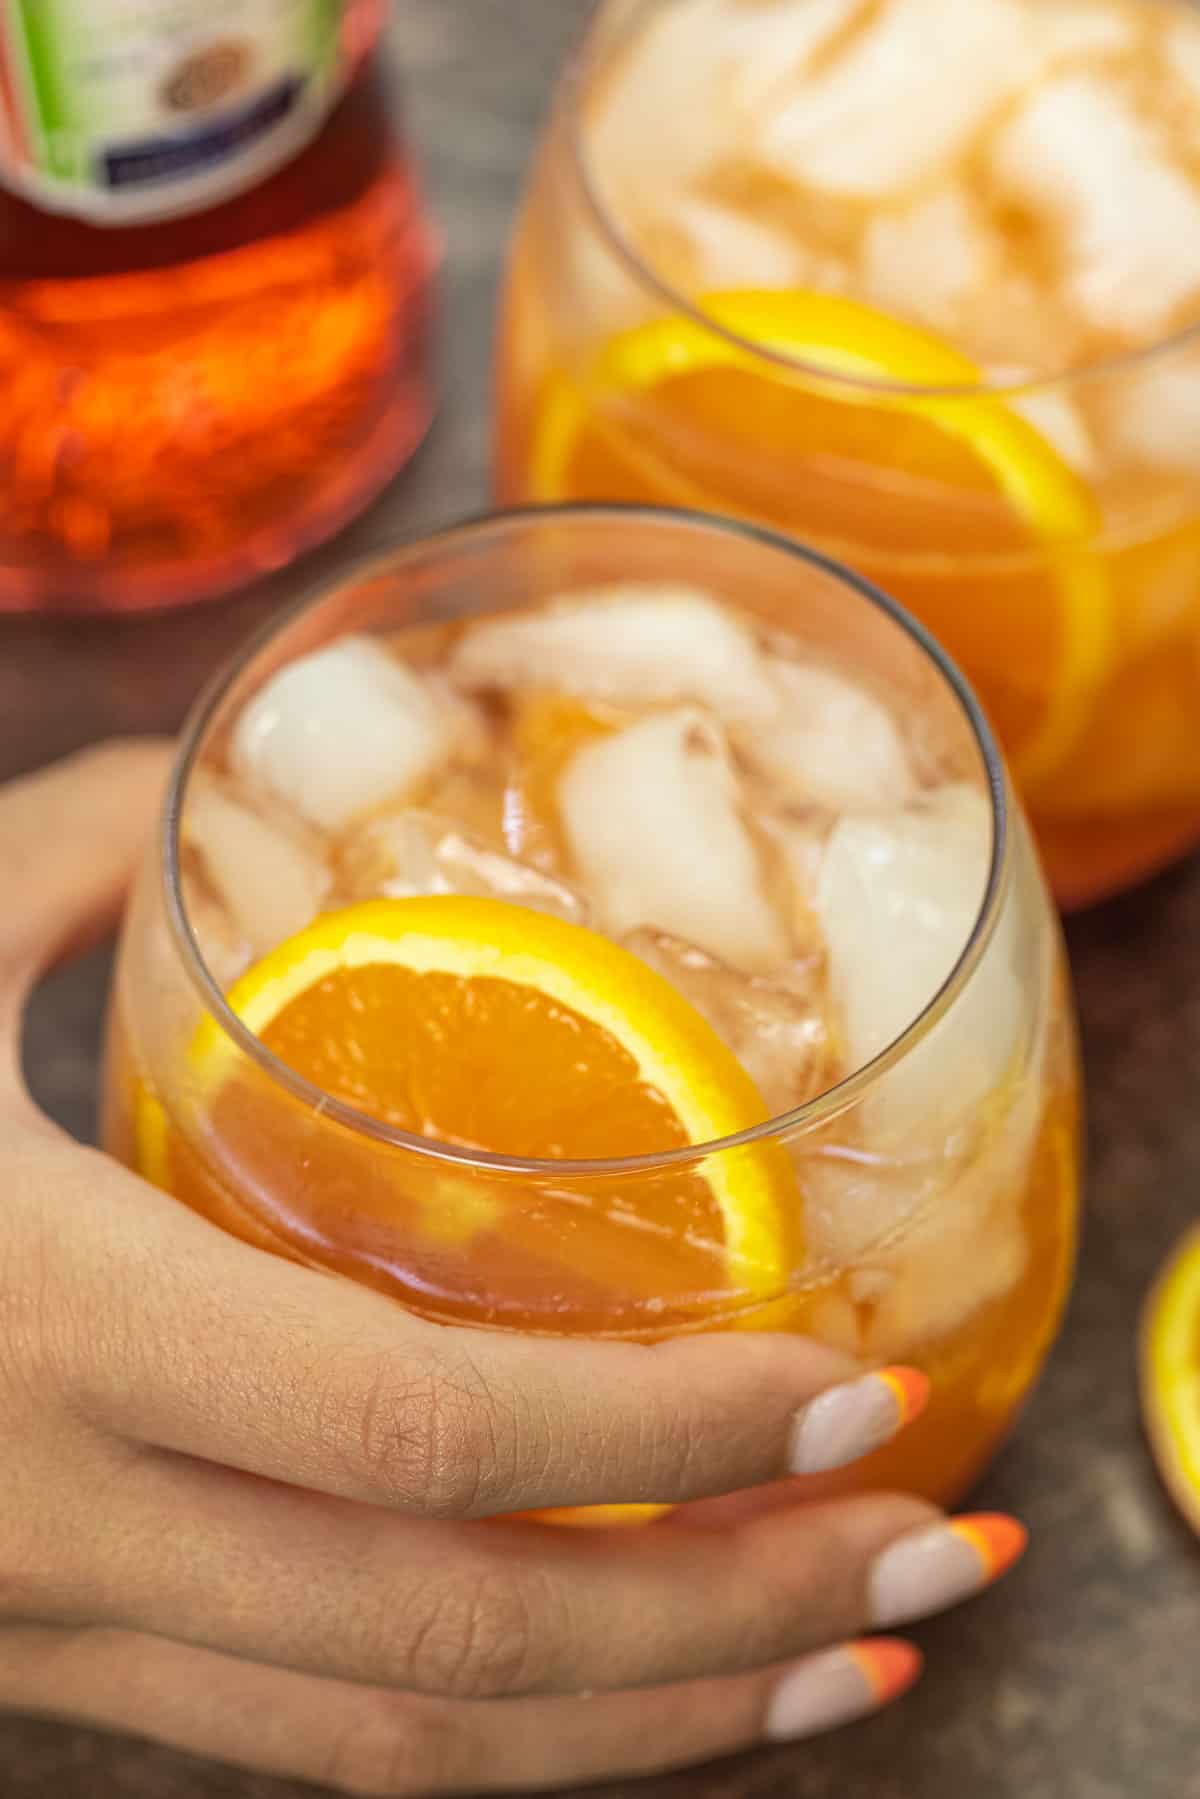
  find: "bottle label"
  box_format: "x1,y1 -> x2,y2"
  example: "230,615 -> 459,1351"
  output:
0,0 -> 348,222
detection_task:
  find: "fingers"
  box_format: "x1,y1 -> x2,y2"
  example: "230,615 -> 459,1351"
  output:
78,1440 -> 1020,1698
1,1624 -> 922,1795
56,1141 -> 933,1519
0,740 -> 171,1040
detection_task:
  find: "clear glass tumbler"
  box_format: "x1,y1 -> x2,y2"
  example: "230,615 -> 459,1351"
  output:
102,505 -> 1081,1512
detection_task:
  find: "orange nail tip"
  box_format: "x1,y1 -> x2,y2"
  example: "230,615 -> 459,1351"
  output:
851,1637 -> 924,1704
950,1513 -> 1029,1580
877,1366 -> 932,1428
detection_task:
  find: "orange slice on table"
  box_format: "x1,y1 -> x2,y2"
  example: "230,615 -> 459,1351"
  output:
526,289 -> 1113,791
1140,1225 -> 1200,1535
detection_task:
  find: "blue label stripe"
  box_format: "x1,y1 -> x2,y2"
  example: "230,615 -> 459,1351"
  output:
99,73 -> 304,190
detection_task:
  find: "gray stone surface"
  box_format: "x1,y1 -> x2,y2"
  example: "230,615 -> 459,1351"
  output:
3,3 -> 1200,1794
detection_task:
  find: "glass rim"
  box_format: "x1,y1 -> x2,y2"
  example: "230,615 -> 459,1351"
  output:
163,501 -> 1010,1177
563,0 -> 1200,403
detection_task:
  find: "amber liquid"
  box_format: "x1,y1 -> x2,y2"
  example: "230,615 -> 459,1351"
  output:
494,0 -> 1200,909
0,53 -> 436,614
102,994 -> 1080,1510
495,264 -> 1200,910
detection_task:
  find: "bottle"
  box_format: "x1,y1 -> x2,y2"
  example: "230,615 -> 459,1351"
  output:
0,0 -> 437,613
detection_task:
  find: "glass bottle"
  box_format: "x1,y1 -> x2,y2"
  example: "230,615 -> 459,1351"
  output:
0,0 -> 437,613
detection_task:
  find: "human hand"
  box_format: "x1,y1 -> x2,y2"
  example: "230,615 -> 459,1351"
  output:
0,742 -> 1027,1793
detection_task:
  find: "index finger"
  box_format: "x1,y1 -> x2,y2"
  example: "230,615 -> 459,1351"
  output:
0,740 -> 171,1042
44,1138 -> 917,1518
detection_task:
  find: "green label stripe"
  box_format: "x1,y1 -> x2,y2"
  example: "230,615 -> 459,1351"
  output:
15,0 -> 66,127
13,0 -> 78,176
310,0 -> 342,77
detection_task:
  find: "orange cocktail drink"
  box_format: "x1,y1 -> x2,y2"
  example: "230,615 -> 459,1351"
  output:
496,0 -> 1200,906
103,507 -> 1079,1511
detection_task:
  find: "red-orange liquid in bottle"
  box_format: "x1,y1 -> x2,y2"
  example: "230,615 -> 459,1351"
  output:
0,0 -> 437,613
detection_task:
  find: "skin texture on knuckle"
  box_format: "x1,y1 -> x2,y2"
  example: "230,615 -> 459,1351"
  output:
348,1344 -> 527,1520
393,1565 -> 545,1700
316,1698 -> 477,1798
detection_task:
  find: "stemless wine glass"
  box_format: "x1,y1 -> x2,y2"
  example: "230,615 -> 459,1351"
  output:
103,505 -> 1081,1513
494,0 -> 1200,907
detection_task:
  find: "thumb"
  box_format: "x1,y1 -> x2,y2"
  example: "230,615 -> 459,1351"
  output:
0,740 -> 173,1046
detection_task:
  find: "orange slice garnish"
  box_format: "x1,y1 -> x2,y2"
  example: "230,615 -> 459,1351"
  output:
142,895 -> 797,1314
1140,1225 -> 1200,1535
525,289 -> 1112,791
134,895 -> 807,1527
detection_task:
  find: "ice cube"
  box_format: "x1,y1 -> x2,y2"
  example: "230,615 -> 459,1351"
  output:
626,928 -> 836,1113
1103,359 -> 1200,474
438,834 -> 587,921
808,1156 -> 1029,1354
449,587 -> 777,722
337,808 -> 443,900
802,1139 -> 947,1270
726,0 -> 871,110
860,189 -> 996,333
182,775 -> 330,958
863,1187 -> 1027,1351
865,1099 -> 1036,1348
1165,13 -> 1200,101
650,196 -> 813,294
862,1071 -> 1041,1350
815,783 -> 1024,1142
584,0 -> 746,206
758,0 -> 1033,197
335,808 -> 586,923
801,1053 -> 1042,1351
179,875 -> 252,992
759,810 -> 830,915
558,707 -> 789,972
817,781 -> 992,1077
231,638 -> 477,832
587,0 -> 864,204
740,656 -> 915,812
954,275 -> 1083,376
992,367 -> 1096,474
1032,0 -> 1138,67
990,75 -> 1200,341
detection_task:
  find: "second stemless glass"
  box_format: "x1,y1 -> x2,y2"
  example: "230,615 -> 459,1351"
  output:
494,0 -> 1200,907
102,506 -> 1080,1510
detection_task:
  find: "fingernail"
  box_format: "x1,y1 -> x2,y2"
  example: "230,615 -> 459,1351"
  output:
868,1513 -> 1028,1629
787,1366 -> 930,1475
765,1638 -> 922,1741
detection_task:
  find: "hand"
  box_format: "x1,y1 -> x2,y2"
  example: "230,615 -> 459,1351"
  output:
0,742 -> 1027,1794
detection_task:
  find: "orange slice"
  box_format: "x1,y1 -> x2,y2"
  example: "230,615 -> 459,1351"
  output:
180,895 -> 797,1302
135,895 -> 803,1527
526,289 -> 1113,790
1140,1225 -> 1200,1535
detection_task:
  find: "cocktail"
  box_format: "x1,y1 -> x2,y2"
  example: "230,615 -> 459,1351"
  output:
103,506 -> 1079,1514
495,0 -> 1200,906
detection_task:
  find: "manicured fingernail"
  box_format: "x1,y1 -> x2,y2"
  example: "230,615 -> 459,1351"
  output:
787,1366 -> 930,1475
868,1513 -> 1028,1629
765,1638 -> 922,1741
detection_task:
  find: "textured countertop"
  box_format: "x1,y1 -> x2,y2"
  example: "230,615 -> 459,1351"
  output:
3,4 -> 1200,1795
